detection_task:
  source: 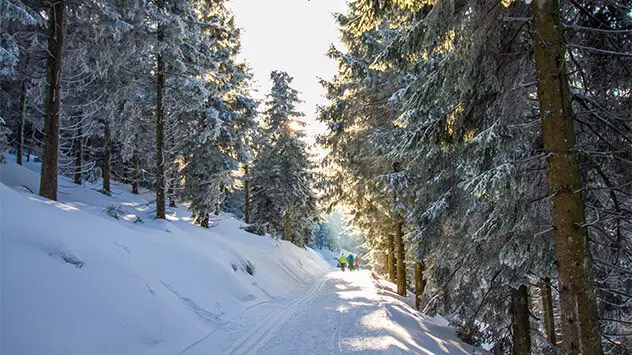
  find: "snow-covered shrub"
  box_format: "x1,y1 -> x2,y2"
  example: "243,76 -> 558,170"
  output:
241,223 -> 266,236
105,205 -> 124,220
245,260 -> 255,276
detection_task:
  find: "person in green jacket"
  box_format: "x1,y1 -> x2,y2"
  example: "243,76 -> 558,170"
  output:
339,253 -> 347,271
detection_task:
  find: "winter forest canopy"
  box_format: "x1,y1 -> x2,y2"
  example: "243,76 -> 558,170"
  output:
1,0 -> 631,354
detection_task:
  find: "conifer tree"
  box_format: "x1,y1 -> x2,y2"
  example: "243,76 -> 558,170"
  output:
250,71 -> 319,246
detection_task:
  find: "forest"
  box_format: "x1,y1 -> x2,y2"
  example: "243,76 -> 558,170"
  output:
1,0 -> 631,354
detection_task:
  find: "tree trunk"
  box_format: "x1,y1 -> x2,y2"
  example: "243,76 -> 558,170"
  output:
540,277 -> 557,346
102,122 -> 111,194
39,0 -> 64,201
17,81 -> 26,165
244,164 -> 250,224
214,184 -> 224,216
131,133 -> 140,194
155,22 -> 166,219
512,284 -> 531,355
396,221 -> 407,296
199,213 -> 209,228
414,261 -> 426,310
131,152 -> 139,194
74,120 -> 82,185
383,251 -> 389,277
284,210 -> 292,242
387,232 -> 396,282
531,1 -> 603,353
168,186 -> 176,208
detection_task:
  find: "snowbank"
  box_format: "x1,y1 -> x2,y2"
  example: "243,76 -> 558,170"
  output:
0,155 -> 331,355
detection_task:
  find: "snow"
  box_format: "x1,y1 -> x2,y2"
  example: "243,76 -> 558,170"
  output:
1,153 -> 486,354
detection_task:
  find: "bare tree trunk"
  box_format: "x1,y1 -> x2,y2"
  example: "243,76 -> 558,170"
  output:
387,232 -> 396,282
244,164 -> 250,224
531,1 -> 603,353
512,284 -> 531,355
284,210 -> 292,242
102,122 -> 111,194
396,221 -> 407,296
39,0 -> 64,201
74,120 -> 82,185
540,277 -> 557,346
155,22 -> 166,219
17,81 -> 26,165
414,261 -> 425,310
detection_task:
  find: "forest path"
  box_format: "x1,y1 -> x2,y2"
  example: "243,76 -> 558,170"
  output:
218,270 -> 485,355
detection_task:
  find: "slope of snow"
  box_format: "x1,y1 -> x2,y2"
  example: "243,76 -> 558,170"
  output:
0,155 -> 331,355
1,154 -> 485,354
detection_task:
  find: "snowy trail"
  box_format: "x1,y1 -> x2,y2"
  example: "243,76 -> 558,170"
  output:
218,270 -> 485,355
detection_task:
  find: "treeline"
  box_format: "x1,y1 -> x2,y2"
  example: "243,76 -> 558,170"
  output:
0,1 -> 318,246
318,0 -> 631,353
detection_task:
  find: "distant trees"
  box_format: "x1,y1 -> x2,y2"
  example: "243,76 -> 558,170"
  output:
320,0 -> 631,352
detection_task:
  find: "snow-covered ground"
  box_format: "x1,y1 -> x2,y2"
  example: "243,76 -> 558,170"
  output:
1,154 -> 485,354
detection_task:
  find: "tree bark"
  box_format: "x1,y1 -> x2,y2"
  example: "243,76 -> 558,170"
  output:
131,151 -> 139,194
155,22 -> 166,219
512,284 -> 531,355
39,0 -> 64,201
244,164 -> 250,224
199,213 -> 209,228
396,221 -> 407,296
131,133 -> 140,194
74,119 -> 82,185
102,121 -> 111,194
531,1 -> 603,353
17,81 -> 26,166
168,186 -> 176,208
214,184 -> 224,216
540,277 -> 557,346
414,261 -> 426,310
284,210 -> 292,242
387,232 -> 396,282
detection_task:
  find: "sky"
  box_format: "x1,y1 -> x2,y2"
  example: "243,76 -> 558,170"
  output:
228,0 -> 348,145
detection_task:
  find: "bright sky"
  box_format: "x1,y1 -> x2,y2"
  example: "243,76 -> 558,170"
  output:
228,0 -> 348,145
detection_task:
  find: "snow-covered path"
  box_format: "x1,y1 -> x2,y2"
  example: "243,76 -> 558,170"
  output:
216,270 -> 484,355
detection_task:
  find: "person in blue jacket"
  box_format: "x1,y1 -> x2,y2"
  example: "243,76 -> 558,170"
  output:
346,253 -> 355,271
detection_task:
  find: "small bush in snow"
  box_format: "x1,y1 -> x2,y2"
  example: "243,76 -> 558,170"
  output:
105,205 -> 125,220
241,223 -> 266,236
245,260 -> 255,275
231,263 -> 238,272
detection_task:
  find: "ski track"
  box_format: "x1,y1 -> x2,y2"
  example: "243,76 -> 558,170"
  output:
218,270 -> 487,355
220,275 -> 328,355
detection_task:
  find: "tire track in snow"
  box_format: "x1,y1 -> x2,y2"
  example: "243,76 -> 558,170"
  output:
221,275 -> 328,355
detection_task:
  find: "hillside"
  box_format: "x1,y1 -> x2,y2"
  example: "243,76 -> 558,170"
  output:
0,154 -> 331,354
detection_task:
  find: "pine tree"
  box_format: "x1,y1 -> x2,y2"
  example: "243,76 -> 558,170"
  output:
250,71 -> 319,246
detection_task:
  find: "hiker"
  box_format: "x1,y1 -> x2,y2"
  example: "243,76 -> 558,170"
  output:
339,253 -> 347,271
347,253 -> 355,272
355,255 -> 361,271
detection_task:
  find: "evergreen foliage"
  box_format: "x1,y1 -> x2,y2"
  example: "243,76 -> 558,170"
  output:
249,71 -> 319,247
319,0 -> 631,351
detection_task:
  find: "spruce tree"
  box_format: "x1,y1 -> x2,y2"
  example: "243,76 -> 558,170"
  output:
250,71 -> 319,246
